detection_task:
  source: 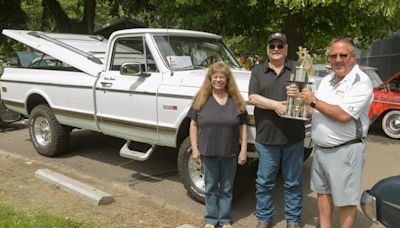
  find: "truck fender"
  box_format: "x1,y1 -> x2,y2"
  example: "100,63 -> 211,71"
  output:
175,106 -> 192,147
25,90 -> 51,115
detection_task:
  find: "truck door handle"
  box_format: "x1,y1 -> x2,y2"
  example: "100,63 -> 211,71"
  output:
100,82 -> 113,87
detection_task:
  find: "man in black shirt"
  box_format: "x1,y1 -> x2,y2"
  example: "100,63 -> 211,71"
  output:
249,32 -> 304,228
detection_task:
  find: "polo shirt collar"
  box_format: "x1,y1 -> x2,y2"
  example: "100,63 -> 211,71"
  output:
264,59 -> 294,73
329,64 -> 359,86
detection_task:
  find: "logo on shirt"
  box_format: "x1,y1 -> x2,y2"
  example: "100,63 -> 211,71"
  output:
336,90 -> 344,97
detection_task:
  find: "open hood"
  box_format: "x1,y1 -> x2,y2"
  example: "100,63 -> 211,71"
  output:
379,71 -> 400,88
2,29 -> 107,76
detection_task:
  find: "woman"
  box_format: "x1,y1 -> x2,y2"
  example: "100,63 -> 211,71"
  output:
187,61 -> 248,228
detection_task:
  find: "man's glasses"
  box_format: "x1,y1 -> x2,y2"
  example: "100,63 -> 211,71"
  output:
269,44 -> 284,50
329,53 -> 351,60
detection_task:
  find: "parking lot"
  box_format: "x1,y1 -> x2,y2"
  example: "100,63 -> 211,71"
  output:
0,121 -> 398,227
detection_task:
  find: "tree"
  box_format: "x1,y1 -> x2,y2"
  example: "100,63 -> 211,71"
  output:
1,0 -> 400,62
40,0 -> 96,33
274,0 -> 400,59
41,0 -> 72,32
118,0 -> 400,61
0,0 -> 27,59
20,0 -> 116,33
0,0 -> 116,59
0,0 -> 27,30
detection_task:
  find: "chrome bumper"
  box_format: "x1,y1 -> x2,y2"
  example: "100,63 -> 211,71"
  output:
360,190 -> 378,223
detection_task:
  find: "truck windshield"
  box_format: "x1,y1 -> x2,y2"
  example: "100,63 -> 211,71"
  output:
154,36 -> 240,70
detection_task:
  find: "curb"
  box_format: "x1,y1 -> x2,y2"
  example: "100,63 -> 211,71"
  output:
35,168 -> 114,206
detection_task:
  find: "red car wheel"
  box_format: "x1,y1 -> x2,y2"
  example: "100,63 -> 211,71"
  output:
381,110 -> 400,139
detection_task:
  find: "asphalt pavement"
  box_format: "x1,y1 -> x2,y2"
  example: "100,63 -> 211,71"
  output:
0,121 -> 397,227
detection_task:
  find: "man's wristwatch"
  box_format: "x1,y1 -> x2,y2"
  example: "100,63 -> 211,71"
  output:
310,98 -> 318,109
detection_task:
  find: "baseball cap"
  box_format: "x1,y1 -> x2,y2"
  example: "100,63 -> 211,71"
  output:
268,32 -> 287,44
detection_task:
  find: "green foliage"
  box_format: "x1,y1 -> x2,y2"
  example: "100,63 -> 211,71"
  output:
1,0 -> 400,62
0,0 -> 117,59
94,1 -> 116,29
275,0 -> 400,17
22,0 -> 43,31
0,0 -> 27,30
0,0 -> 27,59
134,0 -> 400,60
0,204 -> 96,228
367,0 -> 400,17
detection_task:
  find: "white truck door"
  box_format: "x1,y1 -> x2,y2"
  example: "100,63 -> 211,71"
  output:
96,35 -> 161,143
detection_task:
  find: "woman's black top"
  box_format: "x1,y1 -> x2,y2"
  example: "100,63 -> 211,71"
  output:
187,95 -> 247,157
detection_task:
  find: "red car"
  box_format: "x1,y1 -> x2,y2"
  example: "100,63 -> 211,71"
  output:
369,71 -> 400,139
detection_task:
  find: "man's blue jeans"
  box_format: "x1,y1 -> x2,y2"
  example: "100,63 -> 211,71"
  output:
202,155 -> 237,226
255,140 -> 304,225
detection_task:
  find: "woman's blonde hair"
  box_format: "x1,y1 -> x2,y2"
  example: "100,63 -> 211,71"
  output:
192,61 -> 246,112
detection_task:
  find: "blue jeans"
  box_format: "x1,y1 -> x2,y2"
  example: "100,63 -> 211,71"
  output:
255,140 -> 304,225
202,155 -> 237,226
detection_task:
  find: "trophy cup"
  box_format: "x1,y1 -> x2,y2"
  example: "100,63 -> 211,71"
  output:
281,47 -> 311,121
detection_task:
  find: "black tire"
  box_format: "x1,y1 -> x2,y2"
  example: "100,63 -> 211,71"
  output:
177,136 -> 205,203
29,105 -> 70,157
381,110 -> 400,139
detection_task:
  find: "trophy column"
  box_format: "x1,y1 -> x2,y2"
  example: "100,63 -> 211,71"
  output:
281,65 -> 310,121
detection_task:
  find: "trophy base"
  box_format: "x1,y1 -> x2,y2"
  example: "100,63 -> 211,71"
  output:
281,114 -> 310,121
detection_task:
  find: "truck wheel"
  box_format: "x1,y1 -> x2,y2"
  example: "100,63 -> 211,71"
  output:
177,137 -> 205,203
382,110 -> 400,139
29,105 -> 70,157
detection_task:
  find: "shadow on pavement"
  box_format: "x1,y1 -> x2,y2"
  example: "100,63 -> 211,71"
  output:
0,121 -> 27,133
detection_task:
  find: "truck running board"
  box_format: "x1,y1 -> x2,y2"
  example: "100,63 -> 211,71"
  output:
119,141 -> 156,161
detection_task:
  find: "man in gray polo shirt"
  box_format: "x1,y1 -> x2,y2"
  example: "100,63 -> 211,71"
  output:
298,38 -> 373,228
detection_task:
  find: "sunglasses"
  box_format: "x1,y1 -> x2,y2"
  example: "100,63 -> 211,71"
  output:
329,53 -> 351,60
269,44 -> 285,50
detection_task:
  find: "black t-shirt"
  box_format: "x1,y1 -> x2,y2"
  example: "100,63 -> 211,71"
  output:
187,96 -> 248,157
248,60 -> 305,145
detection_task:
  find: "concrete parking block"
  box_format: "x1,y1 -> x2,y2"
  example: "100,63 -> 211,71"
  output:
35,168 -> 113,205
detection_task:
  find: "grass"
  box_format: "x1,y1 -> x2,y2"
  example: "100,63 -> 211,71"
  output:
0,204 -> 96,228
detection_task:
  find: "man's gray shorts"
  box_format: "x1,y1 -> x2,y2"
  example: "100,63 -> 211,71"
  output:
310,142 -> 366,206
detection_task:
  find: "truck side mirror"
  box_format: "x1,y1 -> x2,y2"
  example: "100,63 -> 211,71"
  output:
120,62 -> 150,77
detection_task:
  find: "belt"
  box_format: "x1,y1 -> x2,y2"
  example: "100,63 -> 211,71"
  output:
317,138 -> 363,149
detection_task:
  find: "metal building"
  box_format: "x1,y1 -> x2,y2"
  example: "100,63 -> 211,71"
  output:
358,32 -> 400,81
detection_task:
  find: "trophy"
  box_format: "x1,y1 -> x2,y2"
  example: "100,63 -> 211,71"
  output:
281,47 -> 311,121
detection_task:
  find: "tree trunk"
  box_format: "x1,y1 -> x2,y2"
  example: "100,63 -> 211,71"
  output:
83,0 -> 96,34
41,0 -> 71,32
283,11 -> 305,61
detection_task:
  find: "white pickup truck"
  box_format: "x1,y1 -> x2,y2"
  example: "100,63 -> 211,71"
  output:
1,28 -> 312,202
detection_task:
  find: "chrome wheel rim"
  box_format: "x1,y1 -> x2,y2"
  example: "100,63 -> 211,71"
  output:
386,113 -> 400,135
187,148 -> 205,193
33,116 -> 52,146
